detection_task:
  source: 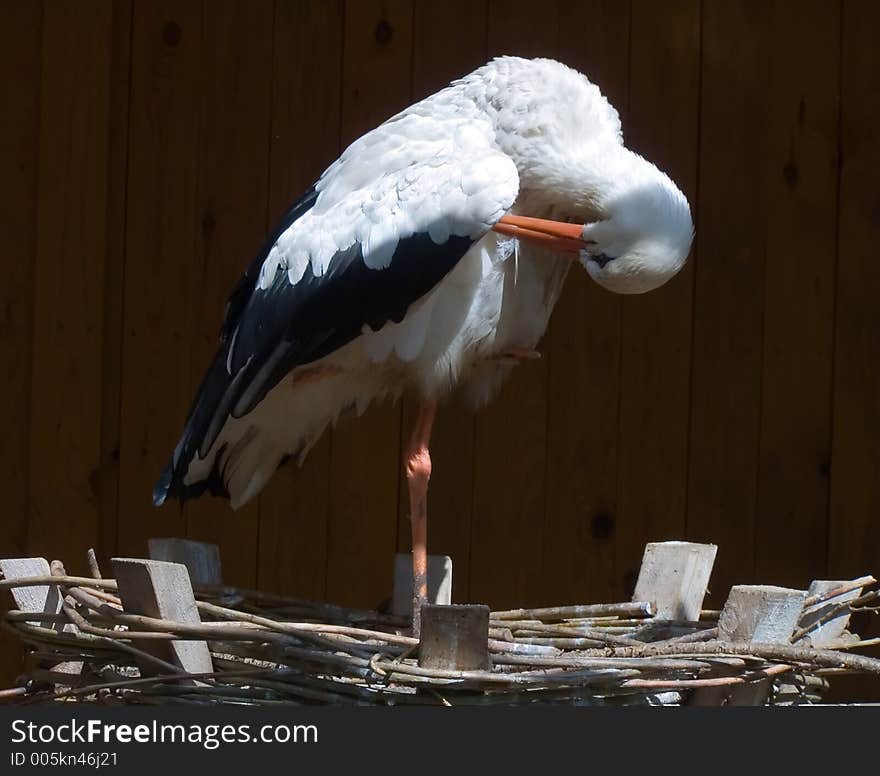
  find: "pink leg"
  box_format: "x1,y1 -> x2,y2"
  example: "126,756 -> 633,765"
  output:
404,401 -> 437,636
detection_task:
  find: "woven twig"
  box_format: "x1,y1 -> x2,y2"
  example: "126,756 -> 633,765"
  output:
2,563 -> 877,706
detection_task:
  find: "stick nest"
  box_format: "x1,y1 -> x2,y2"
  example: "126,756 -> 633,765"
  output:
2,564 -> 878,706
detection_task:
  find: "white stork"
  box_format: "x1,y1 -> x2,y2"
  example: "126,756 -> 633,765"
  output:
154,56 -> 693,633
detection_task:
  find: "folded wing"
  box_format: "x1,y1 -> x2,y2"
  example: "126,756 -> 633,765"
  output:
154,112 -> 519,506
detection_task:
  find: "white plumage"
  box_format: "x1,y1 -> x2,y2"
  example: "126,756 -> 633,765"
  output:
155,58 -> 694,619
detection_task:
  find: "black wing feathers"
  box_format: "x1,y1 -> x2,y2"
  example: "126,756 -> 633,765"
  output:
220,186 -> 318,343
227,232 -> 472,416
153,183 -> 474,506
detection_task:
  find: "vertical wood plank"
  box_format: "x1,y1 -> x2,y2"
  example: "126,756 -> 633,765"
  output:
692,584 -> 806,706
0,0 -> 873,689
544,0 -> 629,606
96,0 -> 133,571
0,558 -> 71,633
391,553 -> 452,615
616,0 -> 700,596
411,0 -> 487,102
148,536 -> 223,586
113,557 -> 213,675
419,604 -> 490,670
0,0 -> 43,683
829,0 -> 880,580
324,0 -> 414,607
687,0 -> 770,602
470,0 -> 560,609
182,0 -> 274,589
258,0 -> 343,601
798,579 -> 863,647
29,0 -> 116,569
754,0 -> 839,585
395,0 -> 488,604
633,541 -> 716,621
117,0 -> 203,556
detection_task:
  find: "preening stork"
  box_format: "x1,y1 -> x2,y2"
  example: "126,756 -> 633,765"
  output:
154,57 -> 694,633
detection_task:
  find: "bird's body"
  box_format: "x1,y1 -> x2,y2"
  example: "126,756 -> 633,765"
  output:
155,56 -> 693,629
184,228 -> 567,506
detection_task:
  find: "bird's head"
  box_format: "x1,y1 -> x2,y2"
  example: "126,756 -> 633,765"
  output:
578,163 -> 694,294
466,56 -> 694,294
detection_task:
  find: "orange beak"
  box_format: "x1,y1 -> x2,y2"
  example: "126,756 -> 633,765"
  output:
492,214 -> 592,256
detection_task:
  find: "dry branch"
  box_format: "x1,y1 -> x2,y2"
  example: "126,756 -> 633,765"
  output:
1,561 -> 876,707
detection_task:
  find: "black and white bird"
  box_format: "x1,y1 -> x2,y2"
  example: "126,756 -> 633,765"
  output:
154,57 -> 694,632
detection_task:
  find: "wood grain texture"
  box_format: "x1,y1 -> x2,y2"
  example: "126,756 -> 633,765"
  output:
469,3 -> 577,609
754,0 -> 839,586
96,0 -> 133,573
469,0 -> 561,610
257,0 -> 343,601
113,557 -> 213,675
798,579 -> 862,647
148,536 -> 222,586
391,553 -> 452,615
28,0 -> 116,571
0,0 -> 43,684
829,0 -> 880,580
419,603 -> 490,670
687,0 -> 771,604
0,558 -> 65,632
543,0 -> 629,606
324,0 -> 414,608
395,0 -> 489,604
181,0 -> 274,589
2,1 -> 878,696
616,0 -> 700,599
692,583 -> 806,706
633,541 -> 716,621
117,0 -> 204,557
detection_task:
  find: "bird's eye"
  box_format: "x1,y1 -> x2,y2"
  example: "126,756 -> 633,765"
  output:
592,253 -> 615,268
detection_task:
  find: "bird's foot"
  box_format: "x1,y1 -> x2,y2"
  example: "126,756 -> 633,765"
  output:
486,347 -> 542,367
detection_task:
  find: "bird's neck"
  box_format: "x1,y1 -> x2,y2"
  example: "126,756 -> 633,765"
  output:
515,142 -> 644,222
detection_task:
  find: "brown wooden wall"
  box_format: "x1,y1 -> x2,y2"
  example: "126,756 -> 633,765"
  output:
2,0 -> 879,682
